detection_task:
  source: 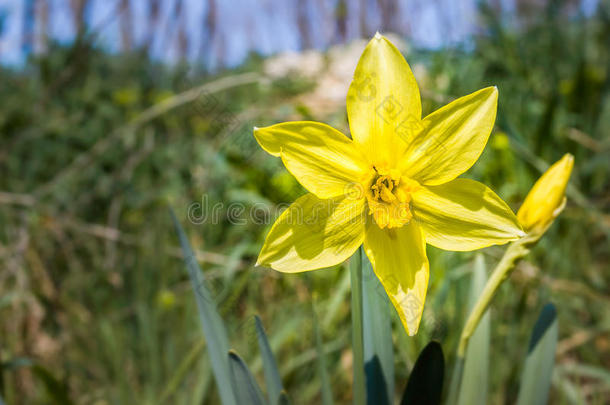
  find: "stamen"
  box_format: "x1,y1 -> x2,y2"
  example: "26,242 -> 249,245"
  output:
365,166 -> 420,229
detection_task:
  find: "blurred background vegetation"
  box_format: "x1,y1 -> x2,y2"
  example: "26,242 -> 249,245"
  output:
0,0 -> 609,404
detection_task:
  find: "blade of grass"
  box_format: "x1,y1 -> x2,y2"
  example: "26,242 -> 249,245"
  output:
350,248 -> 366,405
170,208 -> 236,405
279,337 -> 346,376
254,315 -> 284,404
228,350 -> 267,405
557,363 -> 610,385
190,357 -> 212,405
159,338 -> 207,402
313,300 -> 335,405
323,268 -> 351,328
250,317 -> 301,375
551,370 -> 582,404
362,250 -> 394,405
400,341 -> 444,405
516,303 -> 558,405
457,254 -> 490,405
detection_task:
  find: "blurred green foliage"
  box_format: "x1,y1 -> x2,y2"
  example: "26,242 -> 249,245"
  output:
0,2 -> 609,404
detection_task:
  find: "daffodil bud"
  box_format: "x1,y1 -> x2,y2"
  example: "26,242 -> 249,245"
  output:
518,154 -> 574,234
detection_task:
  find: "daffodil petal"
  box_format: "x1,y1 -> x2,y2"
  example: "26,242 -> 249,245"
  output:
412,178 -> 524,251
346,33 -> 421,166
402,87 -> 498,185
254,122 -> 368,199
257,193 -> 366,272
363,221 -> 429,336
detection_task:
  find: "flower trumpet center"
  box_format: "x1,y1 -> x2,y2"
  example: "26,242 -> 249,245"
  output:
365,166 -> 421,229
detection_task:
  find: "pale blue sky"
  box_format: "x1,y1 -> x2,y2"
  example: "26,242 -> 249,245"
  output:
0,0 -> 600,68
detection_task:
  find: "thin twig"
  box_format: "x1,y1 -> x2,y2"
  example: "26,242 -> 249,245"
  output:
36,72 -> 263,197
0,192 -> 36,207
55,215 -> 247,269
564,127 -> 607,152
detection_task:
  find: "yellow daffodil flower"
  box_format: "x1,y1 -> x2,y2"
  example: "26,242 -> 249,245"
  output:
518,154 -> 574,234
253,33 -> 524,335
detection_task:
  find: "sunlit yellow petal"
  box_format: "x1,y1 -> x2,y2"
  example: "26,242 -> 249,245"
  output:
401,87 -> 498,185
412,178 -> 524,251
254,122 -> 368,198
257,193 -> 366,272
346,33 -> 421,166
363,221 -> 429,336
518,154 -> 574,233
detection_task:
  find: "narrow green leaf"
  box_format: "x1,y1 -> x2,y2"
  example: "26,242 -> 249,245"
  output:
557,363 -> 610,385
228,350 -> 267,405
457,254 -> 490,405
551,370 -> 583,404
516,303 -> 558,405
350,247 -> 366,405
313,301 -> 335,405
446,357 -> 464,405
361,250 -> 394,405
254,315 -> 284,403
400,341 -> 444,405
170,209 -> 236,405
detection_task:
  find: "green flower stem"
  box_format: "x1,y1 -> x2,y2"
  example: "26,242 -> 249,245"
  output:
447,232 -> 541,405
456,237 -> 533,357
349,248 -> 366,405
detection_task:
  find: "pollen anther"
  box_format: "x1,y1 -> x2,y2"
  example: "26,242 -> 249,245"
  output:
365,166 -> 420,229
